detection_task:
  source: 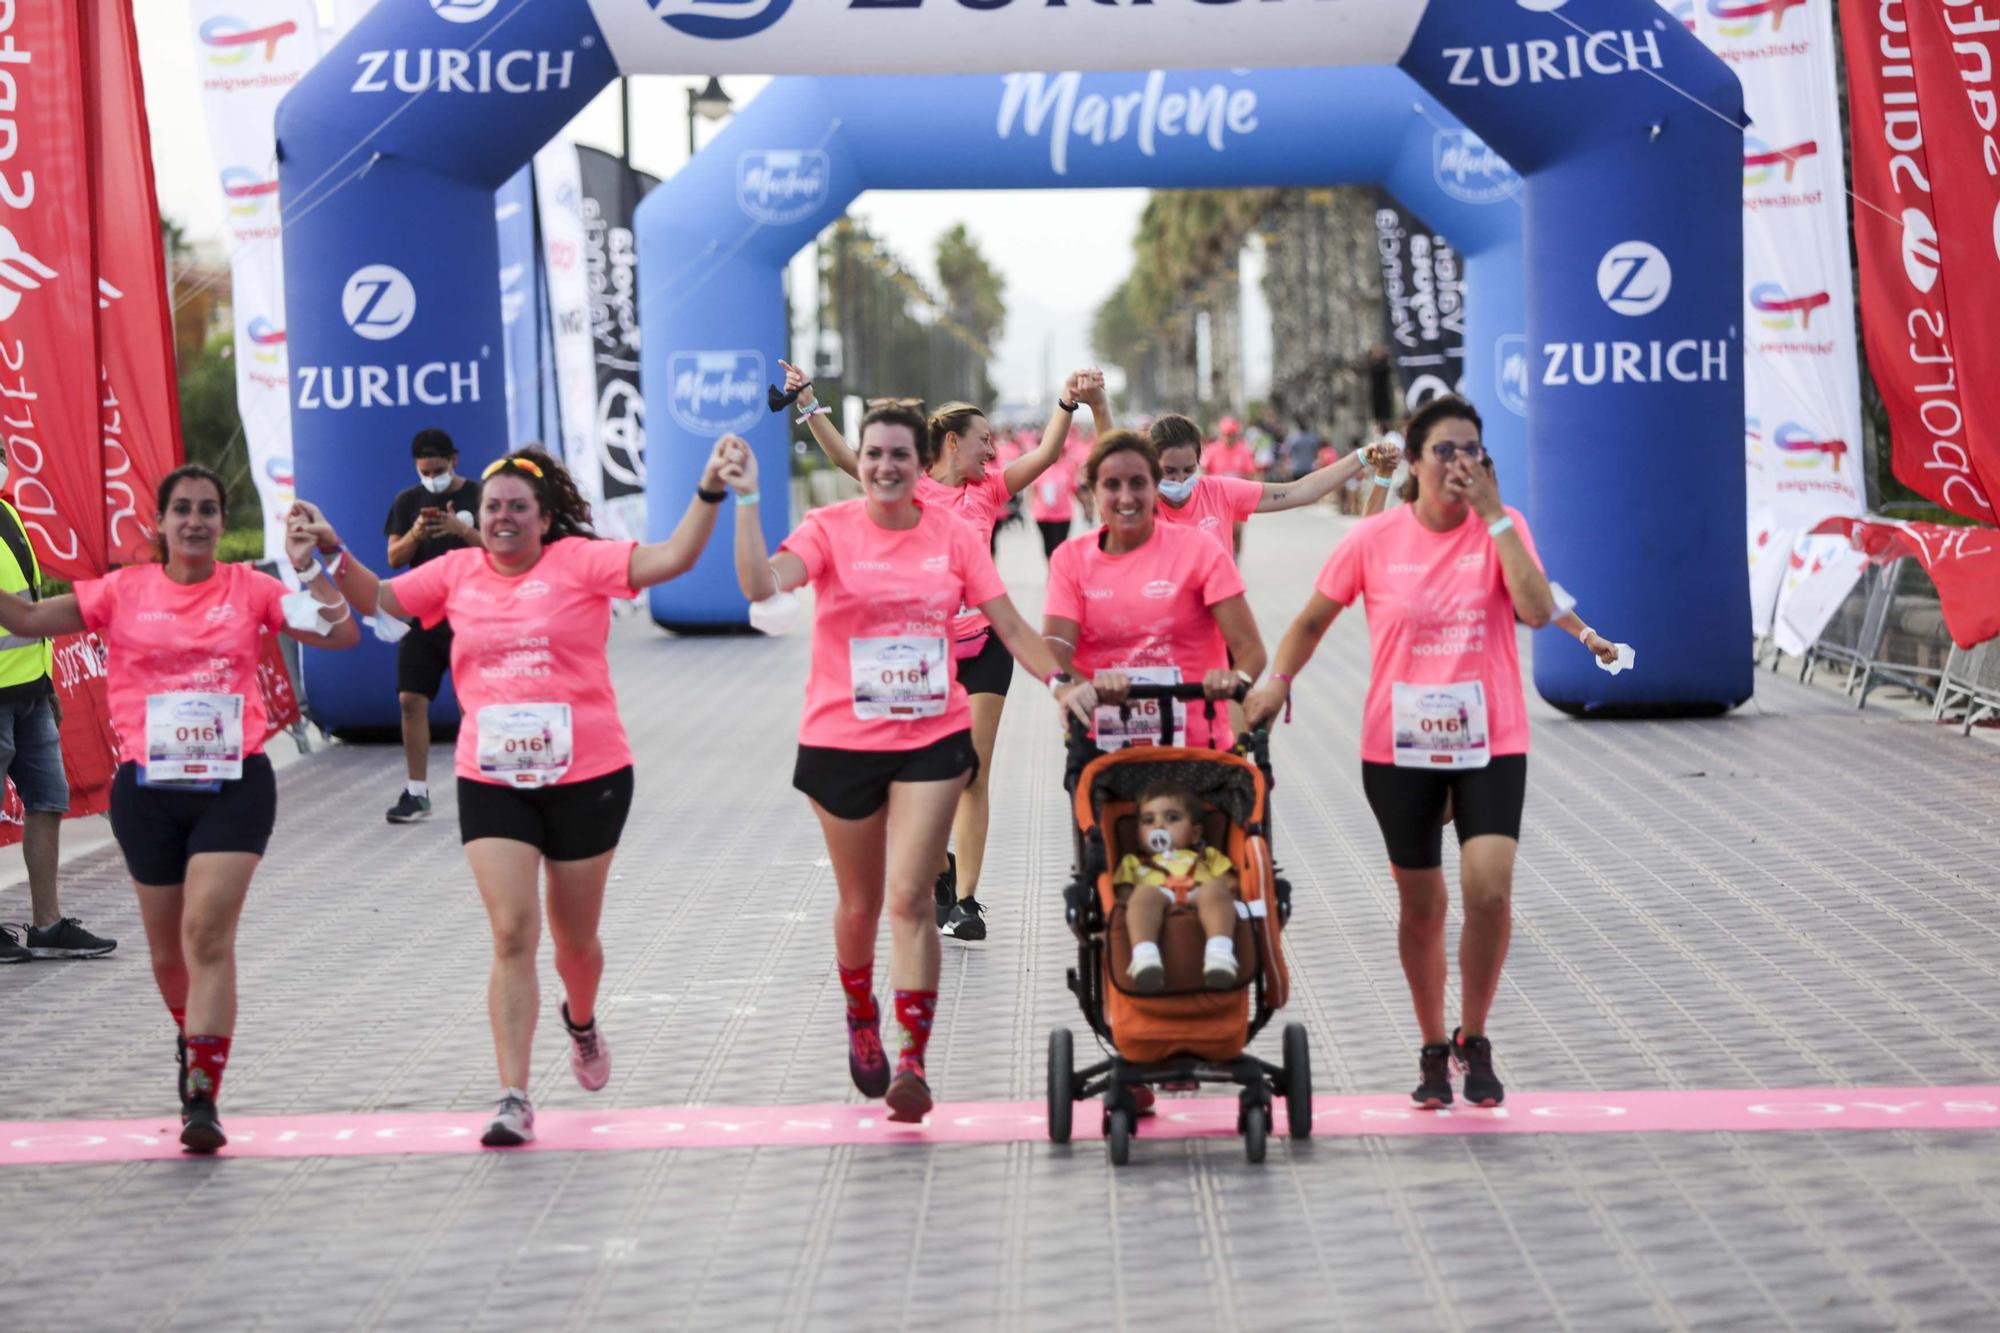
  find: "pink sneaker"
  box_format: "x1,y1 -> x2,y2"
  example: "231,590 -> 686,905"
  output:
563,1004 -> 610,1093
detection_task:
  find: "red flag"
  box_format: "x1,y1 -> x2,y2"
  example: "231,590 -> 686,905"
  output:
1812,516 -> 2000,649
82,0 -> 183,565
0,0 -> 111,578
1905,2 -> 2000,521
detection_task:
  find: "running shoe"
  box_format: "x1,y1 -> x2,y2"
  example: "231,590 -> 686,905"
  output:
176,1033 -> 188,1104
1412,1042 -> 1454,1109
933,852 -> 957,927
940,896 -> 987,942
563,1003 -> 610,1092
180,1097 -> 226,1154
386,790 -> 432,824
1452,1028 -> 1505,1107
480,1090 -> 536,1147
0,926 -> 28,965
846,1009 -> 891,1098
25,917 -> 116,959
884,1066 -> 933,1123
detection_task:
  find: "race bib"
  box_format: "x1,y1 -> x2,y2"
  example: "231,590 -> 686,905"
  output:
144,692 -> 245,782
477,703 -> 574,788
1094,666 -> 1184,752
1391,680 -> 1490,769
851,636 -> 949,720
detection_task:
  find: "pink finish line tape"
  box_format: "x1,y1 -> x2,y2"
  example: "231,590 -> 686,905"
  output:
4,1087 -> 1996,1166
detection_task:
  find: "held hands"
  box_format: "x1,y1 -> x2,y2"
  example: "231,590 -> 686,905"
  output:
780,359 -> 815,410
1244,678 -> 1288,730
288,500 -> 342,554
1064,368 -> 1106,409
284,517 -> 319,574
1362,440 -> 1401,476
708,434 -> 758,495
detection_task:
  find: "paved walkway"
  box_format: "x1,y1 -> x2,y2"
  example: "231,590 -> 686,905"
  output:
3,507 -> 1997,1331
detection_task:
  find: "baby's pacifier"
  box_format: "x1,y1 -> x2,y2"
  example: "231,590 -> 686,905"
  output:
1145,828 -> 1174,856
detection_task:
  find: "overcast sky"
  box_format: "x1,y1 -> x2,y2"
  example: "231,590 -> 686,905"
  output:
134,6 -> 1146,405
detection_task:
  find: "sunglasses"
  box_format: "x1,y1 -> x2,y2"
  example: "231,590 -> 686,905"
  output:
865,396 -> 926,410
1427,443 -> 1487,463
481,456 -> 545,480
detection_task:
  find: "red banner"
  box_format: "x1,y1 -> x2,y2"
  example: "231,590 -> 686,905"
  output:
1813,515 -> 2000,649
0,0 -> 111,578
83,0 -> 183,565
1841,1 -> 1995,522
0,634 -> 119,846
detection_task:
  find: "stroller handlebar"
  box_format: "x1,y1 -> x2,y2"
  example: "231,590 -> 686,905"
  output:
1062,679 -> 1265,751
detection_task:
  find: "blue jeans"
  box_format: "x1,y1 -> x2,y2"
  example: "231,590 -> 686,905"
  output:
0,694 -> 69,814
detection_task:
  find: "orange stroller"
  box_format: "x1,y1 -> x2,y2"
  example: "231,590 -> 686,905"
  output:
1046,683 -> 1310,1165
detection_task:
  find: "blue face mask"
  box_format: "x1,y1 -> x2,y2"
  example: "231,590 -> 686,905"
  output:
1157,476 -> 1197,505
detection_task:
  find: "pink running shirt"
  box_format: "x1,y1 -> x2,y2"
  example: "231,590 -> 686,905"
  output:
1155,476 -> 1261,563
74,562 -> 289,764
1314,505 -> 1543,765
1044,522 -> 1245,749
389,538 -> 640,784
781,499 -> 1008,752
1029,457 -> 1078,523
914,470 -> 1013,641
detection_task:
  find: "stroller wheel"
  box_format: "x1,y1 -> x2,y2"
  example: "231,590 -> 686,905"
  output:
1243,1103 -> 1269,1164
1106,1106 -> 1133,1167
1283,1024 -> 1313,1140
1046,1029 -> 1075,1144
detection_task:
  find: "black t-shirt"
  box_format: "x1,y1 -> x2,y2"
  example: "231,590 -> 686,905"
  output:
384,478 -> 480,570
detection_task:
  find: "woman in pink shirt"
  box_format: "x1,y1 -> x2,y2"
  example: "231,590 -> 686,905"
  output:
730,403 -> 1095,1123
782,363 -> 1114,945
294,441 -> 745,1147
1246,397 -> 1555,1111
0,465 -> 361,1153
1043,431 -> 1267,754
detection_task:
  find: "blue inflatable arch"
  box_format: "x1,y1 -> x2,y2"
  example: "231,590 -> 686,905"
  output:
278,0 -> 1748,729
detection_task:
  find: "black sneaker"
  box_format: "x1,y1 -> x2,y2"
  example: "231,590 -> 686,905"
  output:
180,1097 -> 226,1154
1453,1028 -> 1504,1107
940,896 -> 986,942
25,917 -> 116,959
386,790 -> 432,824
0,926 -> 28,965
933,852 -> 957,927
1412,1042 -> 1454,1109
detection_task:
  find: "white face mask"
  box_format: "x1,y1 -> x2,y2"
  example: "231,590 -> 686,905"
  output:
369,609 -> 412,644
747,590 -> 802,637
1157,476 -> 1197,505
419,471 -> 453,495
0,460 -> 10,492
281,589 -> 350,635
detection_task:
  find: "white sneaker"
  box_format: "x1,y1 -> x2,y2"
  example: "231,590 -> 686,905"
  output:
1203,942 -> 1239,989
564,1004 -> 611,1092
1127,943 -> 1165,993
480,1089 -> 536,1147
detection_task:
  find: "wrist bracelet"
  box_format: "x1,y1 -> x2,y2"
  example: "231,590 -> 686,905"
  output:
736,490 -> 761,507
797,404 -> 831,423
1487,514 -> 1515,538
1372,474 -> 1393,489
323,546 -> 350,580
1272,672 -> 1295,685
697,485 -> 728,504
1058,398 -> 1080,414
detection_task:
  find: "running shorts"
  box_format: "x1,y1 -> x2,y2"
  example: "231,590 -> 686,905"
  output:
1360,755 -> 1528,871
955,631 -> 1015,699
397,620 -> 453,700
110,755 -> 278,887
793,730 -> 979,821
457,765 -> 634,861
1037,520 -> 1071,561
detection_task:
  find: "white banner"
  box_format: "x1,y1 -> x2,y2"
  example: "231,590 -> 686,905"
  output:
585,0 -> 1425,77
532,142 -> 618,535
1746,506 -> 1798,640
186,0 -> 321,557
1772,534 -> 1869,658
1677,0 -> 1864,530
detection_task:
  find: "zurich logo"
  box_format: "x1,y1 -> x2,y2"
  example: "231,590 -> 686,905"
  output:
1596,241 -> 1671,317
1494,334 -> 1528,416
668,350 -> 765,434
650,0 -> 794,41
342,265 -> 417,341
738,150 -> 831,226
431,0 -> 499,22
1432,129 -> 1520,207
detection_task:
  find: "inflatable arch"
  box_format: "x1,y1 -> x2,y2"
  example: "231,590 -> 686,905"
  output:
279,0 -> 1749,729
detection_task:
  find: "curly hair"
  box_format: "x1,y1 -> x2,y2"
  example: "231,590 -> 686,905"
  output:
482,447 -> 598,542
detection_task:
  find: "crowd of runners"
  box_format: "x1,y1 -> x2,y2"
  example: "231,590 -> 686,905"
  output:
0,367 -> 1631,1152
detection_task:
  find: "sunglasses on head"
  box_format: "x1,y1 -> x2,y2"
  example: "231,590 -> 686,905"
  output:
865,396 -> 926,410
481,456 -> 544,480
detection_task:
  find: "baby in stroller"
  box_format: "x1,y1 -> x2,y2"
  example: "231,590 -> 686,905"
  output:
1114,781 -> 1240,991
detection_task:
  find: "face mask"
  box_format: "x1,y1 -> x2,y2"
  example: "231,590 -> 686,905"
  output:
369,609 -> 412,644
419,471 -> 453,495
747,590 -> 802,637
1157,476 -> 1197,505
1146,827 -> 1176,856
281,589 -> 352,635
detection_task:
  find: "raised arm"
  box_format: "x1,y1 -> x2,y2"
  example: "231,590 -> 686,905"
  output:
291,500 -> 401,622
1003,369 -> 1099,496
1256,439 -> 1399,514
279,518 -> 360,650
725,445 -> 808,602
1243,591 -> 1346,728
0,590 -> 85,643
627,436 -> 740,590
1456,459 -> 1555,628
784,359 -> 858,480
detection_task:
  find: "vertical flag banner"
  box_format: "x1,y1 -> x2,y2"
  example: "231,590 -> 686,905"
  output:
575,146 -> 656,543
1771,533 -> 1869,658
0,0 -> 109,579
1372,191 -> 1466,409
1840,0 -> 1995,522
187,0 -> 320,557
84,0 -> 184,566
1685,0 -> 1864,529
1906,2 -> 2000,515
496,165 -> 544,451
534,143 -> 611,531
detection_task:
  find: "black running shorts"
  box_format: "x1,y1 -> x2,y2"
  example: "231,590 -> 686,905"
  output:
457,765 -> 634,861
955,631 -> 1015,699
793,730 -> 979,822
1037,519 -> 1071,561
396,620 -> 453,700
110,755 -> 278,887
1360,754 -> 1528,871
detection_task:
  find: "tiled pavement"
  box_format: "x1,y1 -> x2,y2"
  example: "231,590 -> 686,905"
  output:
1,507 -> 1997,1331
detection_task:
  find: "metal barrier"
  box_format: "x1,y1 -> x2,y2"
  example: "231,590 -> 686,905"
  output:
1799,563 -> 1889,694
1933,639 -> 2000,736
1854,559 -> 1953,707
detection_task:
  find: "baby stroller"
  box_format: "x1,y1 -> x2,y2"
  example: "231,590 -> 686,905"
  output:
1047,682 -> 1310,1165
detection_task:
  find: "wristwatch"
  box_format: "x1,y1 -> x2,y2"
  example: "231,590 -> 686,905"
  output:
1045,671 -> 1074,690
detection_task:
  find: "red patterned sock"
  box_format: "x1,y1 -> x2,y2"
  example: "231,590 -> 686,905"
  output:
184,1035 -> 231,1103
837,962 -> 876,1020
892,989 -> 937,1076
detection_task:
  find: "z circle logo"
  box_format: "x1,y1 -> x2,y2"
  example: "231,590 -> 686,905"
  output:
1516,0 -> 1570,9
431,0 -> 499,22
342,265 -> 417,341
651,0 -> 794,40
1596,241 -> 1672,318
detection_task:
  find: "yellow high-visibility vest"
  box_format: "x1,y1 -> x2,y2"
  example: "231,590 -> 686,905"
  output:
0,497 -> 55,688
